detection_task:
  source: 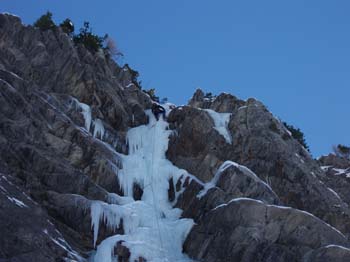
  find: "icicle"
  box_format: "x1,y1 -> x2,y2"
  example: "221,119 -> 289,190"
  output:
90,202 -> 102,247
93,119 -> 105,140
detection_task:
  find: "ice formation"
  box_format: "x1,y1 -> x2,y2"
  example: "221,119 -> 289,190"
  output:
73,98 -> 106,140
204,109 -> 232,144
93,119 -> 105,140
74,99 -> 92,131
91,110 -> 195,262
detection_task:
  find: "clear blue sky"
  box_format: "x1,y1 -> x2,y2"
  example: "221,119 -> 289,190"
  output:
2,0 -> 349,157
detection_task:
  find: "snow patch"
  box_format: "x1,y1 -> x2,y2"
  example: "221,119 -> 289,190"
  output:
324,245 -> 350,252
212,197 -> 264,211
238,105 -> 248,111
321,166 -> 331,171
43,229 -> 84,261
0,185 -> 8,193
6,196 -> 28,208
197,161 -> 234,198
327,187 -> 342,201
73,99 -> 92,131
204,109 -> 232,144
333,168 -> 346,175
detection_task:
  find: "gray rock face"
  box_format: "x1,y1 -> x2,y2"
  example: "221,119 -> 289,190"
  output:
303,245 -> 350,262
167,105 -> 231,182
317,154 -> 350,218
0,172 -> 82,262
188,88 -> 245,113
175,161 -> 350,261
175,162 -> 280,222
184,198 -> 349,262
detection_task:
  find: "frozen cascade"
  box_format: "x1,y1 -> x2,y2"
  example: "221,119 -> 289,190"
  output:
92,110 -> 195,262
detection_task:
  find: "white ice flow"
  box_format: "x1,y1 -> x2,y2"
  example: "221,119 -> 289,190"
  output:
93,119 -> 105,139
204,109 -> 232,144
73,99 -> 92,131
92,110 -> 195,262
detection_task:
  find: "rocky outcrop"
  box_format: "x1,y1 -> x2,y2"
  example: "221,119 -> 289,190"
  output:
319,154 -> 350,170
303,245 -> 350,262
169,90 -> 350,240
0,13 -> 152,260
188,88 -> 245,113
175,162 -> 280,222
0,172 -> 82,262
174,160 -> 350,261
317,154 -> 350,217
184,198 -> 349,262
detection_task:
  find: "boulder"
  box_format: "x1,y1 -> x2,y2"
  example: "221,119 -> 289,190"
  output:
184,198 -> 349,262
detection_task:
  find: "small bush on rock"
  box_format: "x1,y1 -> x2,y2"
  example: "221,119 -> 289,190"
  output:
333,144 -> 350,159
33,11 -> 56,31
283,122 -> 309,151
143,88 -> 160,103
73,22 -> 106,52
60,18 -> 74,35
103,36 -> 123,59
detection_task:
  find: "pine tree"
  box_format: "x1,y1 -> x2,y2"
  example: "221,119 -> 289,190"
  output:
60,18 -> 74,35
283,122 -> 310,151
34,11 -> 56,31
73,22 -> 106,52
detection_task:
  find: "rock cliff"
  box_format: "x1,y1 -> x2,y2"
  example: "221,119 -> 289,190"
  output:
0,13 -> 349,262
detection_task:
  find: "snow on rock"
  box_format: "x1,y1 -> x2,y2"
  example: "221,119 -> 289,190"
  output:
198,160 -> 272,198
162,102 -> 176,115
72,98 -> 107,140
333,168 -> 347,175
92,110 -> 194,262
106,193 -> 134,205
73,98 -> 92,131
204,109 -> 232,144
197,161 -> 234,198
327,187 -> 342,201
211,197 -> 347,239
211,197 -> 265,211
321,166 -> 350,178
324,245 -> 350,252
6,196 -> 28,208
92,119 -> 105,140
43,229 -> 84,261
